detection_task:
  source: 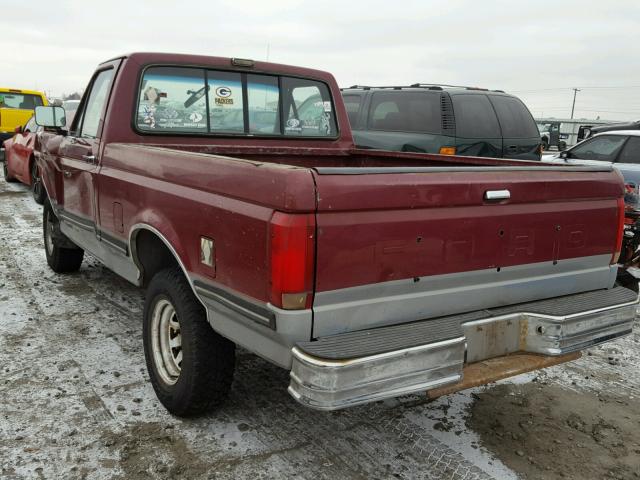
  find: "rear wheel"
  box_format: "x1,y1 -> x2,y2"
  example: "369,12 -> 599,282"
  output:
31,159 -> 45,205
43,199 -> 84,273
143,267 -> 235,417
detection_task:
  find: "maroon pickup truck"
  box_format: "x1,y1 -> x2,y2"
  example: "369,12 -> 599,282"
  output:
34,52 -> 636,416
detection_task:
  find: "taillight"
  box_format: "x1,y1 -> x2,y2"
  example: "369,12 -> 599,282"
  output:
439,146 -> 456,155
612,197 -> 625,264
269,212 -> 315,310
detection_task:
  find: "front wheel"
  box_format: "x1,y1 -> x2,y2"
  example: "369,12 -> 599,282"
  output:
143,267 -> 235,417
43,200 -> 84,273
31,159 -> 45,205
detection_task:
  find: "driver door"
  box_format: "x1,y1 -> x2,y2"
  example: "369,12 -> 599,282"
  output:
58,67 -> 115,230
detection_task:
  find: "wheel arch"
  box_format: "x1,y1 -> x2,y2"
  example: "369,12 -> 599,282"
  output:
129,223 -> 190,287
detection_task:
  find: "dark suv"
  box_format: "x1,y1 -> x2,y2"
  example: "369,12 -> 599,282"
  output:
342,84 -> 541,160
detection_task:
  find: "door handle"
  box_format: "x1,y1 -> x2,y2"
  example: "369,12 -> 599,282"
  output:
82,154 -> 97,165
63,170 -> 72,178
506,145 -> 518,152
484,189 -> 511,201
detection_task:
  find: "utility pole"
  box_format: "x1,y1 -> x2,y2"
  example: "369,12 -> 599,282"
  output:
570,88 -> 580,119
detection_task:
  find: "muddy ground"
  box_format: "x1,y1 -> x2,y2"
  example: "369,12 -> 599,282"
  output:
1,177 -> 639,480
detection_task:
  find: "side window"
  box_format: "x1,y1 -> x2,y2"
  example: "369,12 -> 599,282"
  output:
452,94 -> 501,138
281,77 -> 336,137
570,135 -> 627,161
136,67 -> 207,132
367,91 -> 441,134
78,69 -> 114,138
342,94 -> 362,126
208,71 -> 244,133
247,75 -> 280,135
616,137 -> 640,164
490,96 -> 539,138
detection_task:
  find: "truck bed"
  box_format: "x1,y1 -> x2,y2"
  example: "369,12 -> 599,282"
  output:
103,143 -> 623,339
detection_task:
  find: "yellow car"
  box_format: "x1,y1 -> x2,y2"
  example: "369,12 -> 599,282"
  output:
0,88 -> 48,161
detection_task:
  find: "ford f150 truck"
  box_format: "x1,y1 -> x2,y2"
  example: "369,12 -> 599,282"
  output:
33,52 -> 636,417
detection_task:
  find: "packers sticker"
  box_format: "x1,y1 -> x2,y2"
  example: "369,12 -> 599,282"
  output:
284,118 -> 302,133
215,86 -> 234,105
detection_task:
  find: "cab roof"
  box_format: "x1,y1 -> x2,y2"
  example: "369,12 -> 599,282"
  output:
103,52 -> 337,83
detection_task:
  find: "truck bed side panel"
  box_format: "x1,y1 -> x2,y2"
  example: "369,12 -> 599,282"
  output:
97,144 -> 317,303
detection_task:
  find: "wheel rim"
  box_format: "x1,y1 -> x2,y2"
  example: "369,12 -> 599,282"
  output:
45,210 -> 55,256
151,298 -> 182,386
32,162 -> 41,197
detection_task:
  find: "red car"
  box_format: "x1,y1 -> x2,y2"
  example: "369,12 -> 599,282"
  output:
3,101 -> 79,204
2,115 -> 45,203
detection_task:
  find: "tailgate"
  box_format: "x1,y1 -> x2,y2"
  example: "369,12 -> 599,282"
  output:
311,166 -> 624,337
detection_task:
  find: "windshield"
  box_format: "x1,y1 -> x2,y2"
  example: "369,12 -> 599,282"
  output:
0,92 -> 44,110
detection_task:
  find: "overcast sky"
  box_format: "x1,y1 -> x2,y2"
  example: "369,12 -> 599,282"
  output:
3,0 -> 640,121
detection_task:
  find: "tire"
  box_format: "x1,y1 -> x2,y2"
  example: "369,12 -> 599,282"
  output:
43,199 -> 84,273
143,267 -> 235,417
3,160 -> 17,182
31,159 -> 45,205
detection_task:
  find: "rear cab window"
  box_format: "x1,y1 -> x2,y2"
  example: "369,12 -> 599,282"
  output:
451,94 -> 500,138
367,91 -> 441,133
136,66 -> 337,138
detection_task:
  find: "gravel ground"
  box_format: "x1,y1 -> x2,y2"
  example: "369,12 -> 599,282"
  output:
1,176 -> 639,480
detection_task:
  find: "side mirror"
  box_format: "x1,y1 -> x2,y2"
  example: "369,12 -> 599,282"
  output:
14,126 -> 23,134
34,106 -> 66,130
559,150 -> 569,160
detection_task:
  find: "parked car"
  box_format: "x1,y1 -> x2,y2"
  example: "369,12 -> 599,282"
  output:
2,115 -> 46,203
0,88 -> 48,162
588,120 -> 640,138
34,52 -> 634,417
544,131 -> 640,184
341,84 -> 542,160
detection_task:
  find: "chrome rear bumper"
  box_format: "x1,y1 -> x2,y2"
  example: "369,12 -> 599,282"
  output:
289,288 -> 637,410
